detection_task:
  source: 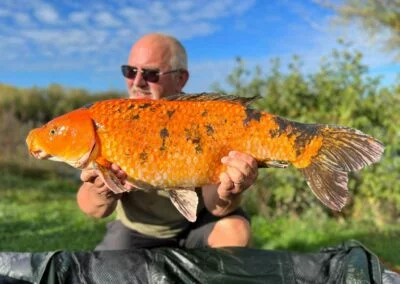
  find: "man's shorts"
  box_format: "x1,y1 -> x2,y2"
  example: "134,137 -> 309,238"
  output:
95,208 -> 250,250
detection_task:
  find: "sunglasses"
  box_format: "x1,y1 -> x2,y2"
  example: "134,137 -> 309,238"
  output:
121,65 -> 182,83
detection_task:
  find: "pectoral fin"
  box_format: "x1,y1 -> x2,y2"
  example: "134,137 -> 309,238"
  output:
94,162 -> 129,194
168,189 -> 198,222
258,160 -> 289,168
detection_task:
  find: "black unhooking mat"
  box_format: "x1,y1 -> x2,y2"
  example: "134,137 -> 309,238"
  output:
0,240 -> 399,284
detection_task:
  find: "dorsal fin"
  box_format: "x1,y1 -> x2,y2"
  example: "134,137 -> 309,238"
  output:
161,92 -> 261,106
82,102 -> 95,109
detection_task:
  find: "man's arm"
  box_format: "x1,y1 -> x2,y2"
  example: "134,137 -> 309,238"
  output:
77,164 -> 129,218
202,151 -> 258,216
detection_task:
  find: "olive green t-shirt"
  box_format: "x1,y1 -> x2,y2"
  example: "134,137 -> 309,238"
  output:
116,189 -> 205,238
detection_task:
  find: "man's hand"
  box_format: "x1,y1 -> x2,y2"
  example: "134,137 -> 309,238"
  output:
77,163 -> 134,218
218,151 -> 258,201
80,163 -> 135,196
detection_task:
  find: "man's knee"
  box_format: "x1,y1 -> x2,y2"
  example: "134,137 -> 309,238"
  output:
207,215 -> 251,248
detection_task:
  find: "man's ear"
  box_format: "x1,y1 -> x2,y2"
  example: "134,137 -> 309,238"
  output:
178,70 -> 189,89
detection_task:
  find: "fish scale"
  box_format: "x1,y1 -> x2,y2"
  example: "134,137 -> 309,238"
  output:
26,93 -> 384,221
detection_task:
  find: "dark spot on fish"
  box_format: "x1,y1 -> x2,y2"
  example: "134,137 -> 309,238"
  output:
160,128 -> 169,151
131,114 -> 140,120
292,123 -> 320,156
191,137 -> 202,154
269,116 -> 291,138
205,124 -> 214,136
139,152 -> 148,162
160,128 -> 169,138
167,110 -> 176,118
201,110 -> 208,117
275,116 -> 291,130
195,144 -> 203,154
149,103 -> 161,112
127,104 -> 135,110
184,128 -> 191,141
243,108 -> 261,126
138,103 -> 151,109
184,125 -> 203,154
270,117 -> 320,156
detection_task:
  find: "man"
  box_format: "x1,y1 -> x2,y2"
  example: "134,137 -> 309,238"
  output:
77,33 -> 259,250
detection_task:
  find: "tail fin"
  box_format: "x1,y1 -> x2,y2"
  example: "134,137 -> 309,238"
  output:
299,126 -> 384,211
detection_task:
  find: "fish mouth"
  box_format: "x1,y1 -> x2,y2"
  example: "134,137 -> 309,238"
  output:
31,149 -> 51,160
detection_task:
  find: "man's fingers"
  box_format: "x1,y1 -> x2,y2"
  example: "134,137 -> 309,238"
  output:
225,166 -> 245,185
80,169 -> 98,183
218,172 -> 233,199
111,163 -> 128,180
229,151 -> 258,169
93,176 -> 105,187
222,156 -> 252,176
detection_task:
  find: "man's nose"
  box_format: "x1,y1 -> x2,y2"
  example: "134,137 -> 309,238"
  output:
133,70 -> 147,88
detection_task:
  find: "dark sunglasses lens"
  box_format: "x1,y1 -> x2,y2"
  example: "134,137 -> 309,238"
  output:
122,66 -> 137,79
142,70 -> 159,83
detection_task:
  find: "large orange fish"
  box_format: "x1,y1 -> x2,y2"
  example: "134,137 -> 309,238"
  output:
26,93 -> 384,221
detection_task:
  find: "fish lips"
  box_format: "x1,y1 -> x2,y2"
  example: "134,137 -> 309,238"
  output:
29,141 -> 96,169
30,149 -> 51,160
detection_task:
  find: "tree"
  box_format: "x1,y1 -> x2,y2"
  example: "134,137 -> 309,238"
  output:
318,0 -> 400,60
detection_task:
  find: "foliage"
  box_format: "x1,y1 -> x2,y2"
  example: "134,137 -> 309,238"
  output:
214,44 -> 400,221
0,83 -> 124,123
318,0 -> 400,60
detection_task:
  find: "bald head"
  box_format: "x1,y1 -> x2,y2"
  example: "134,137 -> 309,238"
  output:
129,33 -> 187,70
125,33 -> 189,99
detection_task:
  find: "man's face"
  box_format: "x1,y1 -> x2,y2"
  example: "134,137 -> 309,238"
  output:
125,40 -> 181,100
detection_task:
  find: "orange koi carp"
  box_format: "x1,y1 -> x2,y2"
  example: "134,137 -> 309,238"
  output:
26,93 -> 384,221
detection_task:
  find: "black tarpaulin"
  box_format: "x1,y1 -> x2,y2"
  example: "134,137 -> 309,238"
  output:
0,240 -> 399,284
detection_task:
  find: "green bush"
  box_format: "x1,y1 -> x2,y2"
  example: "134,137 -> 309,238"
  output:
215,44 -> 400,221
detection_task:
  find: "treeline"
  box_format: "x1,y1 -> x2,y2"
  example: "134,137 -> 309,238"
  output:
0,84 -> 124,123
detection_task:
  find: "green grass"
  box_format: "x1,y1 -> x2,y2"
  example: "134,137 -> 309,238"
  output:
0,173 -> 113,251
251,214 -> 400,269
0,172 -> 399,270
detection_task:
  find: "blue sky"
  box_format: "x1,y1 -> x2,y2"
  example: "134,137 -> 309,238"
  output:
0,0 -> 398,95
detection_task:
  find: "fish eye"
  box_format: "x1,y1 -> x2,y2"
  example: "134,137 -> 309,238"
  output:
49,129 -> 57,135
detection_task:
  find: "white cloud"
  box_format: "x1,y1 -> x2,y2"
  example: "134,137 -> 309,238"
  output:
14,13 -> 33,26
179,0 -> 235,22
165,22 -> 219,40
68,11 -> 89,24
170,0 -> 195,12
0,8 -> 10,17
34,3 -> 59,24
119,7 -> 149,32
94,11 -> 121,27
232,0 -> 257,14
148,2 -> 171,26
